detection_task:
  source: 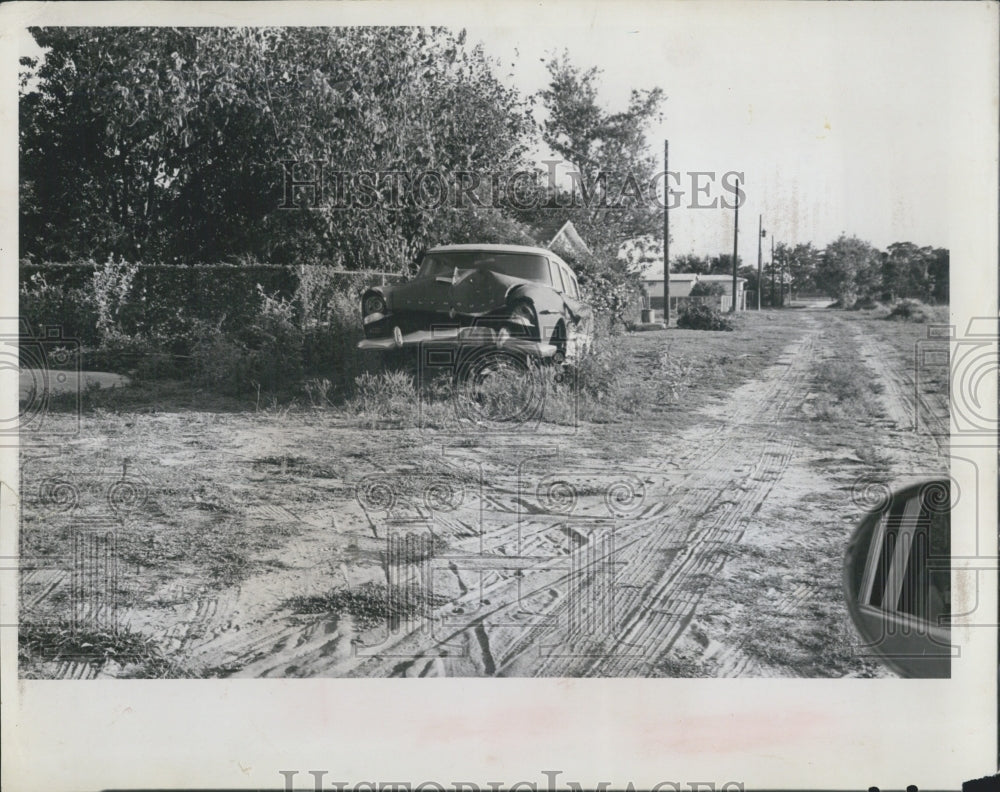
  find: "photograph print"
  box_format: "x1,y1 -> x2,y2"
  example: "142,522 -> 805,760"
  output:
16,14 -> 972,681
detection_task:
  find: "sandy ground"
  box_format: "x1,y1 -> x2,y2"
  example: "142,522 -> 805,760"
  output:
18,308 -> 948,678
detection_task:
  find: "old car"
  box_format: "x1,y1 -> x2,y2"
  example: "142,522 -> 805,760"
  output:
357,244 -> 593,364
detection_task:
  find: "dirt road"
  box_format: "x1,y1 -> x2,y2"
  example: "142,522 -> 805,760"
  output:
19,309 -> 948,678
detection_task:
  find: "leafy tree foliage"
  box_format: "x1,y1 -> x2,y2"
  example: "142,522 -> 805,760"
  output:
20,27 -> 535,267
689,280 -> 727,297
509,53 -> 665,326
672,253 -> 712,275
882,242 -> 949,303
813,236 -> 947,306
814,235 -> 881,306
784,243 -> 821,294
521,52 -> 665,260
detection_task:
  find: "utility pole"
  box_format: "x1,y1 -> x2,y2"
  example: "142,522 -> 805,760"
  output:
756,214 -> 764,311
779,243 -> 786,307
730,178 -> 739,313
663,139 -> 670,326
770,235 -> 775,307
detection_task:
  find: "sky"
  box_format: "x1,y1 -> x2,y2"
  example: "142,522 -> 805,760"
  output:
17,5 -> 992,264
467,2 -> 987,261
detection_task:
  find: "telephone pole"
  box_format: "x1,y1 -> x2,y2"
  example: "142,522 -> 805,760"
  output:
756,214 -> 764,311
770,235 -> 775,307
779,242 -> 786,307
730,179 -> 739,313
663,139 -> 670,326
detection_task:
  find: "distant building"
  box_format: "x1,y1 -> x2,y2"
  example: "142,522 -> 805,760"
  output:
641,262 -> 748,312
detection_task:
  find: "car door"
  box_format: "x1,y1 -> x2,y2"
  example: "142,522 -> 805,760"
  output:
552,258 -> 593,358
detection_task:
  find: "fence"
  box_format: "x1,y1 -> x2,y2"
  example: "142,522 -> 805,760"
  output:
659,294 -> 744,313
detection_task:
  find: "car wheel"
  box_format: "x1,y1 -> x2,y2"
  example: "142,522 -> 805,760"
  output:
454,348 -> 542,424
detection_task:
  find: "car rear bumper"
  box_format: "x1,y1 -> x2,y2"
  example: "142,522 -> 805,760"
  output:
357,326 -> 558,358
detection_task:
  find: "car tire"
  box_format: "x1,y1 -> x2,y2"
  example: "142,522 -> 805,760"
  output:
453,347 -> 542,424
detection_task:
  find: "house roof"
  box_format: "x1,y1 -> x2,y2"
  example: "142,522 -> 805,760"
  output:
696,274 -> 748,283
529,215 -> 568,244
546,220 -> 591,255
527,219 -> 591,257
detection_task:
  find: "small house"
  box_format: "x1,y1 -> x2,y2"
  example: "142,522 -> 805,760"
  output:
641,264 -> 748,313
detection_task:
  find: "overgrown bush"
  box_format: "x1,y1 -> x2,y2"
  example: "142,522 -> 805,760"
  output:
677,304 -> 734,331
886,298 -> 943,323
19,257 -> 387,398
689,281 -> 726,297
19,270 -> 100,348
847,297 -> 878,310
562,249 -> 643,331
92,256 -> 141,340
241,287 -> 304,391
297,276 -> 369,394
89,330 -> 180,379
192,322 -> 252,396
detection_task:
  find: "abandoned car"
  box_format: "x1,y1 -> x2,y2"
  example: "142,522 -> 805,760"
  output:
357,244 -> 594,363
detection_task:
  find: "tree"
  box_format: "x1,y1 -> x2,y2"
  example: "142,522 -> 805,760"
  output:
927,247 -> 949,304
785,242 -> 821,297
708,253 -> 741,275
19,27 -> 536,266
510,53 -> 664,327
689,280 -> 726,297
884,242 -> 941,301
816,235 -> 881,306
524,52 -> 665,259
673,253 -> 712,274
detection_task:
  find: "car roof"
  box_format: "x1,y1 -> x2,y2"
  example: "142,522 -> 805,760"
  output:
425,243 -> 571,265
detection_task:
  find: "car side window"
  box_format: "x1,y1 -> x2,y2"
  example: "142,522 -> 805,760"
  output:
558,263 -> 576,298
548,259 -> 565,292
560,265 -> 579,299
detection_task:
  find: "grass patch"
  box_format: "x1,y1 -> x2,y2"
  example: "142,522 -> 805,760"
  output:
286,582 -> 441,631
809,358 -> 884,422
18,620 -> 202,678
885,299 -> 947,324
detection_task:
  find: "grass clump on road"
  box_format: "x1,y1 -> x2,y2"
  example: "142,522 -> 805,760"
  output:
286,582 -> 436,631
809,358 -> 884,422
885,299 -> 945,323
19,620 -> 200,678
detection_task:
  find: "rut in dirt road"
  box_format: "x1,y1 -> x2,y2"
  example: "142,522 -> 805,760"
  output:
24,309 -> 942,679
333,315 -> 826,677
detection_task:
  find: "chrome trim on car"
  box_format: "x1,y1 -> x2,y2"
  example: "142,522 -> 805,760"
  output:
358,328 -> 557,358
363,311 -> 386,325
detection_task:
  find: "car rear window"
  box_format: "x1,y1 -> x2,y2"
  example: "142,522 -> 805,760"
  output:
419,252 -> 552,284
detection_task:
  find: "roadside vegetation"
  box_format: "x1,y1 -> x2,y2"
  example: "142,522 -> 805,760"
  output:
19,620 -> 204,679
